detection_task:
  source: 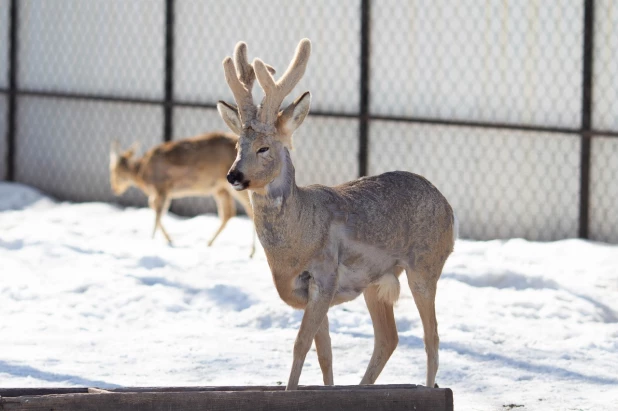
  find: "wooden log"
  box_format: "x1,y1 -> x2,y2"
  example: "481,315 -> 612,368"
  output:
0,387 -> 89,397
0,385 -> 453,411
107,383 -> 425,392
86,387 -> 112,394
1,384 -> 425,396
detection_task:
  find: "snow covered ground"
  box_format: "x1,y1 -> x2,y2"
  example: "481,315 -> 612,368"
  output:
1,182 -> 617,410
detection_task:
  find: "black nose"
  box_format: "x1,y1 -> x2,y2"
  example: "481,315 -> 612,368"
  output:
227,170 -> 244,184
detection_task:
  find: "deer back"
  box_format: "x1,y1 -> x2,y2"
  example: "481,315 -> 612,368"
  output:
140,132 -> 239,197
111,132 -> 239,198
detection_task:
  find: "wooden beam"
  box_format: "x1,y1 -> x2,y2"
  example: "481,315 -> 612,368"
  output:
87,388 -> 112,394
0,387 -> 89,397
0,385 -> 453,411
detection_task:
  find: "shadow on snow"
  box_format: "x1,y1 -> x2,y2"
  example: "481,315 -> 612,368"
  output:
0,360 -> 120,388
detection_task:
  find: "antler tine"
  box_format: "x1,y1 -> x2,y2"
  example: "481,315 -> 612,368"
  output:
222,42 -> 259,122
234,42 -> 255,90
254,39 -> 311,125
223,57 -> 250,118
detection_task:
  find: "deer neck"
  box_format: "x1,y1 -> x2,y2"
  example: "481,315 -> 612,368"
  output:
250,147 -> 302,243
127,158 -> 148,192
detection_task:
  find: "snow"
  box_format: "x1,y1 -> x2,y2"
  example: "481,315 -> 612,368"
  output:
1,181 -> 617,410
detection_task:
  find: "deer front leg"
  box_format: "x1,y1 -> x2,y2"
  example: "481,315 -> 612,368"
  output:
150,194 -> 172,244
287,271 -> 336,390
248,225 -> 257,259
314,314 -> 333,385
208,189 -> 235,247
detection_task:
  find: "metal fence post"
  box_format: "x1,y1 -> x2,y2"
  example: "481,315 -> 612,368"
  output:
579,0 -> 594,239
163,0 -> 175,143
6,0 -> 18,181
358,0 -> 370,177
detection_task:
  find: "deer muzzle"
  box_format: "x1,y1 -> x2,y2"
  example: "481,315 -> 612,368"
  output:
227,169 -> 249,191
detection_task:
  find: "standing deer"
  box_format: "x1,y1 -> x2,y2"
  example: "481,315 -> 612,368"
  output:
109,132 -> 255,257
217,39 -> 457,390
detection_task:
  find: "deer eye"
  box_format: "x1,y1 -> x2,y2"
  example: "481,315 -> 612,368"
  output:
257,147 -> 270,154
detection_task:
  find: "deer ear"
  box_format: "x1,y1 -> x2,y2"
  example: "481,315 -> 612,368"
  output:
110,151 -> 118,164
126,141 -> 140,157
111,139 -> 121,154
278,91 -> 311,139
217,101 -> 243,135
110,139 -> 120,162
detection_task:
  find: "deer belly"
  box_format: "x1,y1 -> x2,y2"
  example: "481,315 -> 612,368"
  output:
333,245 -> 398,305
169,186 -> 215,198
287,266 -> 375,308
333,265 -> 370,304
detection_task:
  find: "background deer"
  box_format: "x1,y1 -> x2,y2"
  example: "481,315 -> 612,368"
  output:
217,40 -> 457,390
109,132 -> 255,257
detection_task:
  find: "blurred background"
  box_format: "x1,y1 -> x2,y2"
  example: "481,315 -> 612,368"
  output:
0,0 -> 616,243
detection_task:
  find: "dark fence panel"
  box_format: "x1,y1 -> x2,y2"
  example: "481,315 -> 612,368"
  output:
173,0 -> 361,114
590,137 -> 618,242
589,0 -> 618,243
17,0 -> 164,99
15,96 -> 163,204
0,94 -> 6,180
370,1 -> 584,128
369,122 -> 581,241
0,0 -> 8,88
1,0 -> 617,243
593,0 -> 618,132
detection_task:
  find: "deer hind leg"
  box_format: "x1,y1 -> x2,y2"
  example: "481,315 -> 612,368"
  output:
150,194 -> 173,244
406,262 -> 443,388
313,314 -> 334,385
360,283 -> 399,385
229,188 -> 256,258
208,189 -> 236,247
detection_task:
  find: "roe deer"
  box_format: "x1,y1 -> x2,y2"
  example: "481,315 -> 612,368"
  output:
109,132 -> 255,257
217,39 -> 457,390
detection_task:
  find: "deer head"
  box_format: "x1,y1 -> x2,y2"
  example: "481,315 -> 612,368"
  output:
217,39 -> 312,193
109,139 -> 139,195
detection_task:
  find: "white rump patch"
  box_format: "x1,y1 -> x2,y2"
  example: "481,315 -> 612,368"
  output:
376,274 -> 400,305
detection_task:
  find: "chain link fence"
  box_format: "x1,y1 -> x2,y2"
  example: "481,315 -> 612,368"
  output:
1,0 -> 617,243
